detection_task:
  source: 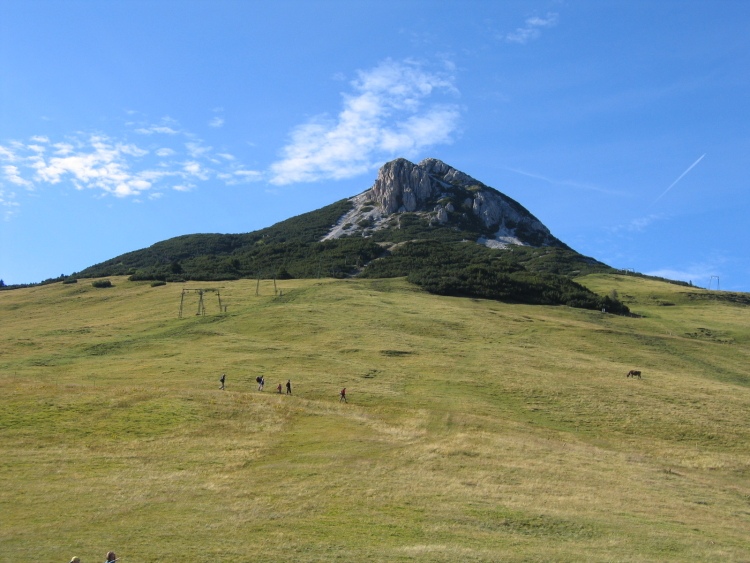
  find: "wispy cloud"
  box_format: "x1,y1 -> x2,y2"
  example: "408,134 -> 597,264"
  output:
645,260 -> 723,288
134,124 -> 180,135
505,12 -> 559,44
0,186 -> 20,220
3,165 -> 33,187
504,166 -> 625,196
624,213 -> 663,232
269,58 -> 461,185
0,119 -> 262,209
208,116 -> 225,128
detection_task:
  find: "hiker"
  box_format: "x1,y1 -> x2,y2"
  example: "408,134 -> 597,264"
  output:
70,557 -> 80,563
277,382 -> 282,394
220,373 -> 226,390
286,379 -> 292,395
105,551 -> 117,562
257,375 -> 265,391
340,387 -> 347,403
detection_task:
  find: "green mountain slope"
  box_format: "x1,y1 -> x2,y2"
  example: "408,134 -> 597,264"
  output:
69,157 -> 632,312
75,225 -> 622,312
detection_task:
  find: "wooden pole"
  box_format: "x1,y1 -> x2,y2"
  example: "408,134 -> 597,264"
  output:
179,289 -> 185,318
197,290 -> 205,316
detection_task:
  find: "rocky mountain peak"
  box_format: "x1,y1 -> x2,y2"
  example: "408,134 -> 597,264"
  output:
323,157 -> 566,249
369,158 -> 478,214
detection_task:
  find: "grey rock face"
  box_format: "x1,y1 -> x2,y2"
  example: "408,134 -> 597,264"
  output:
370,158 -> 438,214
435,207 -> 449,223
324,157 -> 564,249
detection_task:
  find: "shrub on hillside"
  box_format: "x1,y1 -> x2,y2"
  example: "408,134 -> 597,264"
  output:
276,267 -> 294,279
92,280 -> 113,288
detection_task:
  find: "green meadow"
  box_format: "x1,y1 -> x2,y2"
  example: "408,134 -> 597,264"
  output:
1,275 -> 748,561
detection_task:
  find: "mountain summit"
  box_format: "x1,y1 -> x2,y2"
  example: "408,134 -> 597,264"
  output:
72,157 -> 628,313
324,158 -> 566,249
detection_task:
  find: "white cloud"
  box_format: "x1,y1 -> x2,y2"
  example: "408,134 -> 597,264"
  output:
182,161 -> 209,180
186,142 -> 212,159
234,169 -> 261,178
0,187 -> 20,220
269,58 -> 461,185
226,169 -> 263,184
135,125 -> 180,135
53,143 -> 76,156
626,214 -> 662,232
1,117 -> 262,208
505,12 -> 559,44
607,213 -> 666,235
645,265 -> 718,288
117,143 -> 148,157
0,145 -> 17,161
209,116 -> 225,128
3,165 -> 33,187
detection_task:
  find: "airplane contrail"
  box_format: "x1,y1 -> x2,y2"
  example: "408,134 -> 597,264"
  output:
650,153 -> 706,207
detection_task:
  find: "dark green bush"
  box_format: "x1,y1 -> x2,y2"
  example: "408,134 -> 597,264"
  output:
276,267 -> 293,280
91,280 -> 112,288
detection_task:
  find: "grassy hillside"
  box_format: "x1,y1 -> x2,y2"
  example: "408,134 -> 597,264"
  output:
1,275 -> 748,561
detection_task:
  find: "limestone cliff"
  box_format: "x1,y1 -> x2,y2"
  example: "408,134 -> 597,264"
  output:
323,157 -> 567,250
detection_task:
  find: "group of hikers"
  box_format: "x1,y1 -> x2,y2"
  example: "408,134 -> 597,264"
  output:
69,551 -> 117,563
220,373 -> 347,402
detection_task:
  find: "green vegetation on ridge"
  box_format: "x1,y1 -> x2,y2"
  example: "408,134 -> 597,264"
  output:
49,198 -> 630,313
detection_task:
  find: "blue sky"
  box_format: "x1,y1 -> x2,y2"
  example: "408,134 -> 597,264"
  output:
1,1 -> 748,291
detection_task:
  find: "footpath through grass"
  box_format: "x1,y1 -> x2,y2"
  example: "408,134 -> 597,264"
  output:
0,275 -> 748,561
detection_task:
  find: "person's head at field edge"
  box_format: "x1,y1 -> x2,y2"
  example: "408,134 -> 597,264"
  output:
70,557 -> 80,563
106,551 -> 116,562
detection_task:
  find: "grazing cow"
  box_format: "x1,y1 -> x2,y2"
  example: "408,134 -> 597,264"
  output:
626,369 -> 642,379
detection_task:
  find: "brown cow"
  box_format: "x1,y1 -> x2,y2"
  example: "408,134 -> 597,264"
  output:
626,370 -> 642,379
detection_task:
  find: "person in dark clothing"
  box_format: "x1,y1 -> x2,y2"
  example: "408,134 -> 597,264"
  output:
220,373 -> 226,390
286,379 -> 292,395
339,387 -> 347,403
